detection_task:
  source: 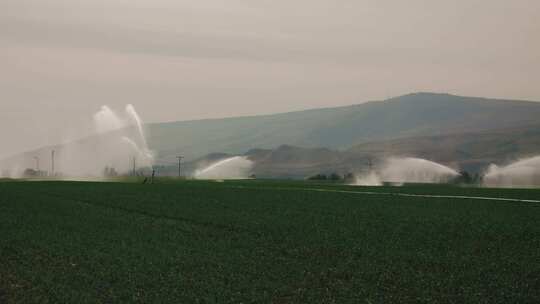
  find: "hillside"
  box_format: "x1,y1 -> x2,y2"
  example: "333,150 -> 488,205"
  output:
3,92 -> 540,177
182,123 -> 540,179
148,93 -> 540,163
348,123 -> 540,173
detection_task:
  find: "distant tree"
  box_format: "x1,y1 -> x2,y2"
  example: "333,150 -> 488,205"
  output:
453,170 -> 482,185
307,174 -> 327,180
329,173 -> 342,181
23,168 -> 37,177
472,173 -> 482,184
343,172 -> 356,182
460,171 -> 472,184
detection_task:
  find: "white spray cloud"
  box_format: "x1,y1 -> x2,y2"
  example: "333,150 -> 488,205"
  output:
50,104 -> 154,177
484,155 -> 540,188
380,157 -> 459,184
194,156 -> 253,180
94,105 -> 125,134
354,157 -> 459,186
1,164 -> 23,179
355,171 -> 383,186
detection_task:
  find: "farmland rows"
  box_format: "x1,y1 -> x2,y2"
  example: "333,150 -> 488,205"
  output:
1,180 -> 539,303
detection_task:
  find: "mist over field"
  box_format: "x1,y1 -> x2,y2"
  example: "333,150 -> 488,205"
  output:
484,156 -> 540,188
355,157 -> 459,186
0,104 -> 154,178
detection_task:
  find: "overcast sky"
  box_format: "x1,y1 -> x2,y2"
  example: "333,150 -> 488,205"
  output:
1,0 -> 539,157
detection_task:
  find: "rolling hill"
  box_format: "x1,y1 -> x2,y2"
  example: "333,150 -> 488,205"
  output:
3,92 -> 540,177
239,123 -> 540,178
147,93 -> 540,163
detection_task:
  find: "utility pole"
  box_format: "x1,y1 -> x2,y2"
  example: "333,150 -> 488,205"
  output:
132,156 -> 137,176
176,156 -> 184,177
51,150 -> 55,176
367,158 -> 373,172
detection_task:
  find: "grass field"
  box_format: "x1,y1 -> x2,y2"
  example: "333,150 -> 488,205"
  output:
1,180 -> 540,303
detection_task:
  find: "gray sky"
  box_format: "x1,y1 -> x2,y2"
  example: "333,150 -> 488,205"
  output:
1,0 -> 539,158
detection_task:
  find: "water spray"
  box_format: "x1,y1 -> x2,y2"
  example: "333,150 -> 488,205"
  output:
354,157 -> 459,186
484,155 -> 540,188
195,156 -> 254,180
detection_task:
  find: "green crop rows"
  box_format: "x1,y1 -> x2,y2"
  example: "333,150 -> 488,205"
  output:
1,180 -> 539,303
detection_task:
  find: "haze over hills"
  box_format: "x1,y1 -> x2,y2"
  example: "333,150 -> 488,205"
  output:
148,92 -> 540,163
3,93 -> 540,177
241,123 -> 540,178
348,123 -> 540,171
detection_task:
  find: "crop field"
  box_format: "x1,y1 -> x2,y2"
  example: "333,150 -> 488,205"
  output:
1,180 -> 540,303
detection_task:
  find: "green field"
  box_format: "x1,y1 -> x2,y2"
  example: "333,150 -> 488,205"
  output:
1,180 -> 540,303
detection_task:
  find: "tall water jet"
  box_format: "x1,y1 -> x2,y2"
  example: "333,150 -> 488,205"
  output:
195,156 -> 253,180
125,104 -> 149,150
354,157 -> 459,186
123,105 -> 153,169
484,156 -> 540,188
52,104 -> 154,177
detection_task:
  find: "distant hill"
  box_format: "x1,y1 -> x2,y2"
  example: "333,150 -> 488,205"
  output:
245,145 -> 346,179
187,124 -> 540,178
347,123 -> 540,173
148,93 -> 540,163
3,92 -> 540,177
